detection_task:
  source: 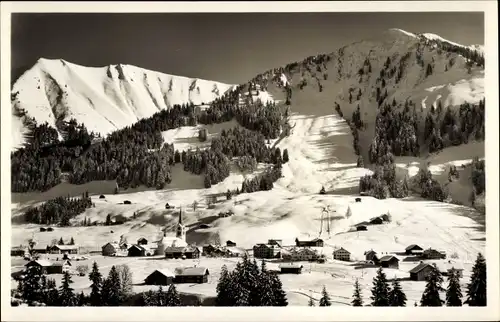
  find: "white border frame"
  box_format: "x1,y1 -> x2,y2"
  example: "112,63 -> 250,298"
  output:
1,1 -> 498,321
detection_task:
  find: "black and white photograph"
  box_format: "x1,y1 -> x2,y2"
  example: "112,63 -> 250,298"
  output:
1,1 -> 498,321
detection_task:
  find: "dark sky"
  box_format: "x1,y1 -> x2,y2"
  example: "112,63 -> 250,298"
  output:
11,12 -> 484,85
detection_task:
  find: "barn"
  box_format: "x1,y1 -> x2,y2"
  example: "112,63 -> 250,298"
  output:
422,248 -> 446,259
369,217 -> 383,225
333,247 -> 351,261
25,260 -> 63,275
405,244 -> 423,255
48,245 -> 79,255
102,242 -> 120,256
295,238 -> 324,247
379,255 -> 400,269
144,269 -> 175,285
128,244 -> 147,257
174,267 -> 209,284
165,246 -> 201,259
279,263 -> 303,274
364,250 -> 379,264
11,246 -> 27,257
409,262 -> 434,281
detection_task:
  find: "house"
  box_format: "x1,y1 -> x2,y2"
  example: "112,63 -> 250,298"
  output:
285,247 -> 320,261
225,247 -> 248,257
295,238 -> 324,247
11,246 -> 27,257
202,244 -> 220,256
174,267 -> 209,284
48,245 -> 79,254
31,245 -> 49,254
102,242 -> 120,256
226,240 -> 237,247
405,244 -> 423,255
144,269 -> 175,285
268,239 -> 283,247
165,246 -> 201,259
137,237 -> 148,245
333,248 -> 351,261
25,260 -> 63,275
127,244 -> 152,257
364,250 -> 379,264
279,263 -> 303,274
369,217 -> 383,225
422,248 -> 446,259
409,262 -> 434,281
253,244 -> 280,259
379,255 -> 400,269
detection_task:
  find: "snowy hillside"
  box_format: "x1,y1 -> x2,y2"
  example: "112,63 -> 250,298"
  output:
11,58 -> 236,150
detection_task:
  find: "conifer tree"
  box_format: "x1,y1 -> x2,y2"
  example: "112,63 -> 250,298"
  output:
269,272 -> 288,306
215,265 -> 233,306
352,279 -> 363,306
465,253 -> 487,306
357,155 -> 364,168
371,268 -> 390,306
420,264 -> 444,306
69,237 -> 75,245
319,286 -> 331,306
59,271 -> 76,306
101,266 -> 122,306
258,261 -> 275,306
446,269 -> 463,306
308,297 -> 315,306
21,265 -> 43,305
166,284 -> 181,306
58,237 -> 65,245
388,278 -> 407,306
77,291 -> 86,306
45,278 -> 60,306
88,261 -> 103,306
283,149 -> 289,163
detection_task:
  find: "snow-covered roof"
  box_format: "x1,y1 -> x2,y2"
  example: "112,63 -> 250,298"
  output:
225,247 -> 247,254
379,255 -> 399,262
409,262 -> 433,274
174,267 -> 208,276
26,260 -> 52,267
53,245 -> 78,250
405,244 -> 423,251
148,269 -> 175,278
279,263 -> 303,269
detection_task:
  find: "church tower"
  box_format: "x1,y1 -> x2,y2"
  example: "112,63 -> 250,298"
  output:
176,207 -> 186,242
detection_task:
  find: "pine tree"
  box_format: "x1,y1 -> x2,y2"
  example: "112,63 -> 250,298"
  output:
357,155 -> 364,168
446,269 -> 463,306
388,278 -> 407,306
45,278 -> 60,306
59,271 -> 76,306
215,265 -> 233,306
69,237 -> 75,245
420,264 -> 444,306
166,284 -> 181,306
269,272 -> 288,306
105,214 -> 112,226
319,286 -> 331,306
283,149 -> 289,163
308,297 -> 315,306
351,279 -> 363,306
21,265 -> 43,305
101,266 -> 122,306
58,237 -> 65,245
77,291 -> 86,306
465,253 -> 487,306
371,268 -> 390,306
257,261 -> 275,306
88,261 -> 102,306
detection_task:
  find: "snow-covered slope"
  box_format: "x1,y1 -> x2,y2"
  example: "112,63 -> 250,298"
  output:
11,58 -> 237,149
420,32 -> 484,54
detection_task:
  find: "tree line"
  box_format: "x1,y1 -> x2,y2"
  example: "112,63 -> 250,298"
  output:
317,253 -> 486,307
24,192 -> 92,226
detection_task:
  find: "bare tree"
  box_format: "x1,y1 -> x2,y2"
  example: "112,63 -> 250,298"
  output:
76,264 -> 89,276
117,264 -> 133,298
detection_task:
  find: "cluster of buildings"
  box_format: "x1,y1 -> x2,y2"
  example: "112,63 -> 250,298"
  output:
352,213 -> 391,231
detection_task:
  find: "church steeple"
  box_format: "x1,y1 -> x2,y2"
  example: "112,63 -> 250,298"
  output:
176,207 -> 186,241
178,207 -> 182,225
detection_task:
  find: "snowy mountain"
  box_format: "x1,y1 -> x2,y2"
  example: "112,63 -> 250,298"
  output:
11,58 -> 236,150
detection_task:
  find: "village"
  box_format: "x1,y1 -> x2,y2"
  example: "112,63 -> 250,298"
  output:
11,202 -> 465,304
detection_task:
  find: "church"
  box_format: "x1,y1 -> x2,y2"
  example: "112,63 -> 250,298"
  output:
155,207 -> 188,255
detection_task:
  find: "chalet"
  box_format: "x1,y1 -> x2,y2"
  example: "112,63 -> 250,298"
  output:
225,247 -> 248,257
268,239 -> 283,247
226,240 -> 237,247
364,250 -> 379,264
165,246 -> 201,259
11,246 -> 27,257
32,245 -> 49,254
369,217 -> 383,225
422,248 -> 446,260
284,247 -> 320,261
48,245 -> 79,254
279,263 -> 303,274
137,237 -> 148,245
174,267 -> 209,284
144,269 -> 175,285
128,244 -> 153,257
295,238 -> 324,247
405,244 -> 424,255
409,262 -> 434,281
202,244 -> 225,257
25,260 -> 63,275
379,255 -> 400,269
102,242 -> 120,256
333,248 -> 351,262
253,244 -> 281,259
